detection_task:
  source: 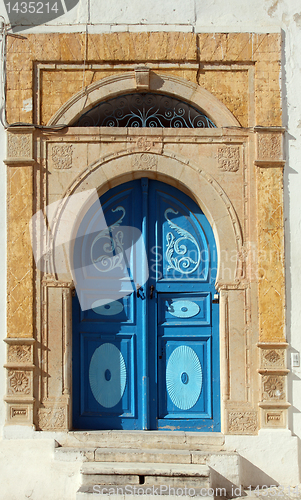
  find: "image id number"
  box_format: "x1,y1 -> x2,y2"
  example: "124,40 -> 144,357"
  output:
6,2 -> 60,14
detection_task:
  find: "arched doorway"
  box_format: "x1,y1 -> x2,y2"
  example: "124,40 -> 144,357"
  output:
72,178 -> 220,431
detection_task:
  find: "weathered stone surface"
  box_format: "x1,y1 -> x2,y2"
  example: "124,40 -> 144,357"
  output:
7,166 -> 33,338
5,32 -> 281,128
257,167 -> 285,342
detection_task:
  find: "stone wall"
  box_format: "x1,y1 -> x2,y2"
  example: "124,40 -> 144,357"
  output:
4,32 -> 287,433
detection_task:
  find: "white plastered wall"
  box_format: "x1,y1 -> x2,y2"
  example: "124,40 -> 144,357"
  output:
0,0 -> 300,496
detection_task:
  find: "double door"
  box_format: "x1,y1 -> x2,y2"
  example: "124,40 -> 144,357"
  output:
72,179 -> 220,431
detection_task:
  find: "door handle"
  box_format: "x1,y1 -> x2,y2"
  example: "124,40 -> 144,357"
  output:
136,284 -> 142,298
150,285 -> 155,299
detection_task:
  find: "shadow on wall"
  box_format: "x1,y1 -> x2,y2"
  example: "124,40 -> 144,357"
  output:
240,456 -> 279,489
209,456 -> 280,495
209,468 -> 247,496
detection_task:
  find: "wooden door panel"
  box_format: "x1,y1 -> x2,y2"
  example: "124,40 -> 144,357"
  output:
158,337 -> 211,419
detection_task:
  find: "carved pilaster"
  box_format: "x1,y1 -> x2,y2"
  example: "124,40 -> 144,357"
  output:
39,278 -> 74,430
258,342 -> 289,428
4,338 -> 35,426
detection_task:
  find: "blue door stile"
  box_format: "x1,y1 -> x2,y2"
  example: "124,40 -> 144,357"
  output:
141,178 -> 149,430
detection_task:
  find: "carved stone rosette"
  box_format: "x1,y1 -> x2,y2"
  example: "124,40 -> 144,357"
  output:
4,338 -> 35,426
258,342 -> 289,428
132,153 -> 158,170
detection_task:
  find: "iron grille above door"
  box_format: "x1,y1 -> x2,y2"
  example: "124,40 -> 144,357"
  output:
72,93 -> 216,128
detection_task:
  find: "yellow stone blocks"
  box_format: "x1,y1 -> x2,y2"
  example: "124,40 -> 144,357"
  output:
257,167 -> 285,342
5,32 -> 282,128
7,166 -> 33,338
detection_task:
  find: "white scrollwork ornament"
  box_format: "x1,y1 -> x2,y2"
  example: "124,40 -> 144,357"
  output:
165,208 -> 201,275
91,206 -> 126,273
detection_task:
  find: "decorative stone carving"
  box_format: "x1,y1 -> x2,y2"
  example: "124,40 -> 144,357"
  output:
38,406 -> 67,430
265,350 -> 280,363
228,411 -> 258,434
261,349 -> 285,369
7,133 -> 32,158
266,411 -> 282,423
51,144 -> 73,169
217,146 -> 240,172
127,135 -> 163,153
257,134 -> 282,160
262,375 -> 285,400
7,370 -> 31,395
7,345 -> 31,364
137,137 -> 152,151
132,153 -> 158,170
134,66 -> 150,90
11,407 -> 28,418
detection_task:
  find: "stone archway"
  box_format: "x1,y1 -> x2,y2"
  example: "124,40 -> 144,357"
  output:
48,70 -> 240,128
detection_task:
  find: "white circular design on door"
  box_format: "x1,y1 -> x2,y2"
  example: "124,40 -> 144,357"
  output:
89,343 -> 127,408
166,345 -> 203,410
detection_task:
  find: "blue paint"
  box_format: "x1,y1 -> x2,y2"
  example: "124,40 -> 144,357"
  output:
141,178 -> 149,430
181,372 -> 189,384
72,179 -> 220,431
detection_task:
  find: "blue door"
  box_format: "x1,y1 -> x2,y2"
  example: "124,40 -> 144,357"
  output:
72,179 -> 220,431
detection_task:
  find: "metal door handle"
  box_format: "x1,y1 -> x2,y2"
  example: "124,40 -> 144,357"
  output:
150,285 -> 155,299
136,284 -> 141,298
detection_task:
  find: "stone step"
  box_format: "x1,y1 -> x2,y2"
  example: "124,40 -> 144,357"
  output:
56,430 -> 225,451
80,462 -> 210,488
55,446 -> 233,465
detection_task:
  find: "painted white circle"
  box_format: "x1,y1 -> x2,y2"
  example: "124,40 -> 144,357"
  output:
89,343 -> 127,408
92,299 -> 124,316
166,345 -> 202,410
168,300 -> 200,318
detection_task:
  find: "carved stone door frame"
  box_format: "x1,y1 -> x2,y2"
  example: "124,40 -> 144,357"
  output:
4,71 -> 288,434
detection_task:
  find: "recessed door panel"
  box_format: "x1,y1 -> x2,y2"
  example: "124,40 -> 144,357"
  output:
158,338 -> 211,419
